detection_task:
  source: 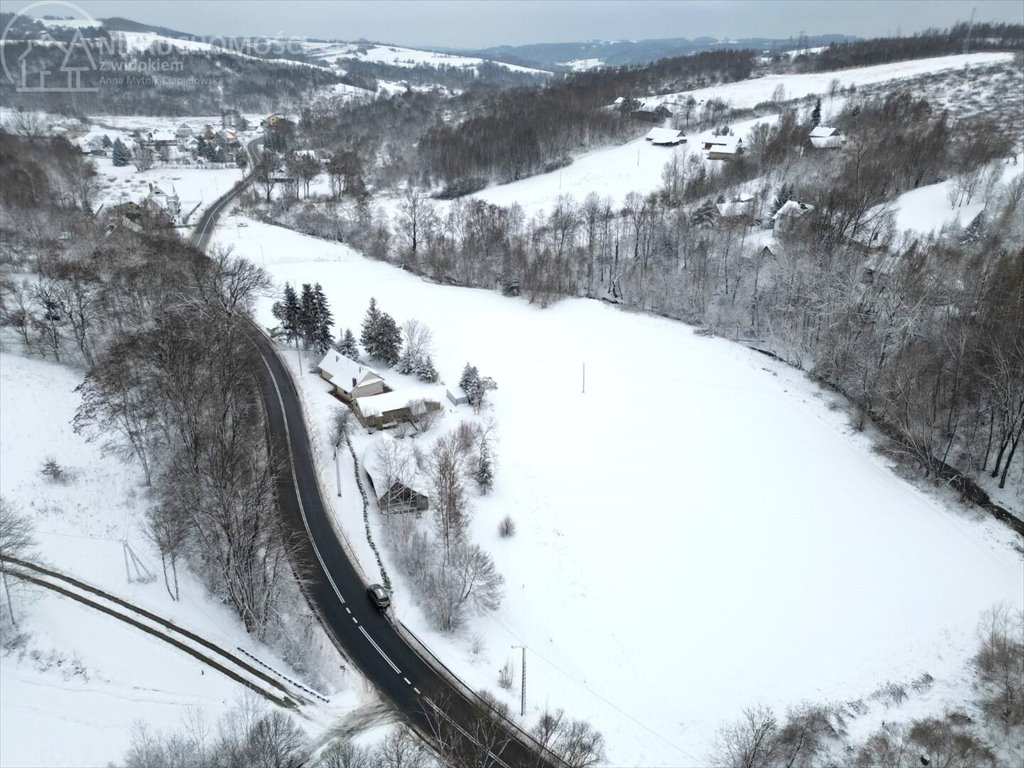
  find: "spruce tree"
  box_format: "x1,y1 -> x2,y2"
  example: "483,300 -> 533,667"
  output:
416,355 -> 439,383
299,283 -> 316,349
360,298 -> 381,355
334,328 -> 360,360
460,364 -> 480,403
375,310 -> 402,366
309,283 -> 334,354
810,98 -> 822,128
111,138 -> 130,167
475,442 -> 494,494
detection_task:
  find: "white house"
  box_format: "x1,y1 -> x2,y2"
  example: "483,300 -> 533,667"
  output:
809,125 -> 844,149
644,127 -> 686,146
317,351 -> 385,400
363,434 -> 430,513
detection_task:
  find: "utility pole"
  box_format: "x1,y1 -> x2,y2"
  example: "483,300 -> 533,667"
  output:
512,645 -> 526,717
581,362 -> 586,394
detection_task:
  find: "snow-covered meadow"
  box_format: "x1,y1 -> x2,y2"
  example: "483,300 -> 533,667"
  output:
640,52 -> 1015,111
213,216 -> 1024,765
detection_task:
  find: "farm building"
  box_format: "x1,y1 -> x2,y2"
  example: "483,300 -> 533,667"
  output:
809,125 -> 845,149
446,388 -> 469,406
363,434 -> 429,513
645,127 -> 686,146
317,351 -> 386,401
353,389 -> 441,430
707,137 -> 744,160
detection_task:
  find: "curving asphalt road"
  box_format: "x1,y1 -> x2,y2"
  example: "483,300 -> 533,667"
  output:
190,141 -> 558,766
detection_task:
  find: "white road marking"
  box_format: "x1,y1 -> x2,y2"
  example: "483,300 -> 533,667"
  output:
358,626 -> 401,674
413,687 -> 421,695
345,607 -> 351,614
403,677 -> 411,685
352,617 -> 358,624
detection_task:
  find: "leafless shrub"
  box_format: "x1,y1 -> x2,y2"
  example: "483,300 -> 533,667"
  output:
532,707 -> 606,768
870,680 -> 909,708
331,408 -> 353,446
498,515 -> 516,538
712,704 -> 781,768
40,457 -> 67,484
315,738 -> 373,768
498,659 -> 514,690
0,497 -> 37,627
470,633 -> 485,656
973,605 -> 1024,727
911,672 -> 935,694
374,727 -> 429,768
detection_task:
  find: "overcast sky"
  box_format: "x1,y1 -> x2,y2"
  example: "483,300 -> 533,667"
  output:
7,0 -> 1023,48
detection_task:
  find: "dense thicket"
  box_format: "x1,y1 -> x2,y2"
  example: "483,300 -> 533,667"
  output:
800,22 -> 1024,72
0,133 -> 304,646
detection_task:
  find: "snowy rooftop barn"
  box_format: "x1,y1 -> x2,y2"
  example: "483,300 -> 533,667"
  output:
644,127 -> 686,146
809,125 -> 845,149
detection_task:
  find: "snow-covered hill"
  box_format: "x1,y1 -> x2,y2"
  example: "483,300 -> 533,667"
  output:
299,40 -> 550,75
640,51 -> 1014,111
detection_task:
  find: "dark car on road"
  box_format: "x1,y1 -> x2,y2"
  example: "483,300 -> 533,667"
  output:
367,583 -> 391,609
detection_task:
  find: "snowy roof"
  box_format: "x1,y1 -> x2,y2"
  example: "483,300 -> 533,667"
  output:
809,125 -> 839,138
717,199 -> 754,217
645,127 -> 684,145
362,434 -> 430,498
773,200 -> 815,219
149,129 -> 175,142
318,352 -> 383,389
293,149 -> 318,159
707,140 -> 741,155
353,386 -> 440,417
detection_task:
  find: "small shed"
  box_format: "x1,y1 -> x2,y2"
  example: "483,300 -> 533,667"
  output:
363,434 -> 429,513
446,388 -> 469,406
645,127 -> 686,146
809,125 -> 844,149
317,352 -> 385,401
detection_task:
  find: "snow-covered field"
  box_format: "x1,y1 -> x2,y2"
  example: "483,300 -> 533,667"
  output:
213,216 -> 1024,765
875,155 -> 1024,236
467,115 -> 777,217
641,52 -> 1014,110
0,352 -> 355,766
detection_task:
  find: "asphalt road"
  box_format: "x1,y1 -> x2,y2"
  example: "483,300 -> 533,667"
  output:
188,140 -> 556,765
189,137 -> 262,252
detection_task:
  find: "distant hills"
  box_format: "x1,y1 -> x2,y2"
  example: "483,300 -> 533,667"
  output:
440,34 -> 861,70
